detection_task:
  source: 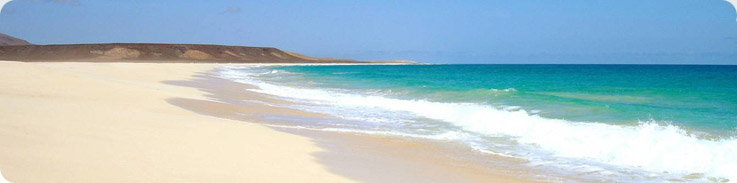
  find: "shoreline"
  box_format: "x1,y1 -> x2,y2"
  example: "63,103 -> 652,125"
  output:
210,64 -> 737,182
166,65 -> 544,182
0,61 -> 537,182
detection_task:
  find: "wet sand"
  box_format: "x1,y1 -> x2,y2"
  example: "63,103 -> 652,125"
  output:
0,61 -> 538,182
166,67 -> 542,183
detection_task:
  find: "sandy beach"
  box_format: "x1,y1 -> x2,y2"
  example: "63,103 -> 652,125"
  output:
0,61 -> 534,182
2,0 -> 732,181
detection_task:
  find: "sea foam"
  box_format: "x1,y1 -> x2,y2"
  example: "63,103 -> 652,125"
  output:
219,66 -> 737,182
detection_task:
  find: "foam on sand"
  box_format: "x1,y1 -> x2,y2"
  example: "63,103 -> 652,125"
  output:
219,66 -> 737,182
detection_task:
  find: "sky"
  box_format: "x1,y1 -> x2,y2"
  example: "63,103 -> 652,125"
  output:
0,0 -> 736,64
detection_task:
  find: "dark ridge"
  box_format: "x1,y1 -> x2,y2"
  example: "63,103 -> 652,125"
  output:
0,33 -> 31,46
0,43 -> 359,63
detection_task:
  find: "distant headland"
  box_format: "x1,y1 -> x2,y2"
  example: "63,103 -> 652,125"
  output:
0,33 -> 416,64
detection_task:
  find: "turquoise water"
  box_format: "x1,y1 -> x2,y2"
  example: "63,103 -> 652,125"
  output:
276,65 -> 737,134
219,65 -> 737,182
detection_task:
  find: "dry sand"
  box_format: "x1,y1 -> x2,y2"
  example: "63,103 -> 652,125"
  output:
0,61 -> 536,182
0,61 -> 354,182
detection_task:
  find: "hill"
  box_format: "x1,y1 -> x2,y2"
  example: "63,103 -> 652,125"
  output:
0,33 -> 31,46
0,43 -> 358,63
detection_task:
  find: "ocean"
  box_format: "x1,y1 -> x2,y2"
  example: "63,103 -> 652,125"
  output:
218,64 -> 737,182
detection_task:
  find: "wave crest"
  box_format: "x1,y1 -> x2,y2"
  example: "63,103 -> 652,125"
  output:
219,66 -> 737,181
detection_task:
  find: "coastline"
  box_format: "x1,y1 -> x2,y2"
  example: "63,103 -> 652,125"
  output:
167,67 -> 541,182
0,61 -> 535,182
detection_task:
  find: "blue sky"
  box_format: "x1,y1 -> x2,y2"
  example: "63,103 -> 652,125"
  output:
1,0 -> 736,64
